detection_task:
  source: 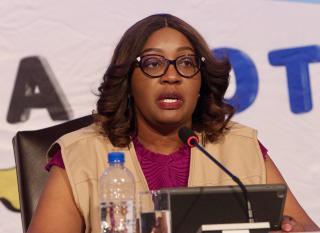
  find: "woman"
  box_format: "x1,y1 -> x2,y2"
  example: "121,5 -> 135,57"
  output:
27,14 -> 319,233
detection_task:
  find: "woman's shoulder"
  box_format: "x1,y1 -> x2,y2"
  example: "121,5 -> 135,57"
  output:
226,121 -> 258,139
56,123 -> 109,148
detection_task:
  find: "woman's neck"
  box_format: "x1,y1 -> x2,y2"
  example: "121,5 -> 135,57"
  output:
136,122 -> 187,155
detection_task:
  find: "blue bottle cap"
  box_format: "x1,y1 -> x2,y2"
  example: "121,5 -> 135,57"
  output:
108,152 -> 125,164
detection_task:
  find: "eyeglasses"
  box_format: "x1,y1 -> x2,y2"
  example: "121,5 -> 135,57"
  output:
135,54 -> 205,78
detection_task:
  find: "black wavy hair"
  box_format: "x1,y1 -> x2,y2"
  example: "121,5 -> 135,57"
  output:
95,14 -> 234,147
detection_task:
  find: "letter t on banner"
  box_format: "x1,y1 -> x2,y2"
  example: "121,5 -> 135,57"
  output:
269,45 -> 320,114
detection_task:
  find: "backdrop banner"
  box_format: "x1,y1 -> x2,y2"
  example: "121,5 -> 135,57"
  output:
1,0 -> 319,232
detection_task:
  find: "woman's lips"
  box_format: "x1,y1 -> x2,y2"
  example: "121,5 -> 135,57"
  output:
156,93 -> 184,110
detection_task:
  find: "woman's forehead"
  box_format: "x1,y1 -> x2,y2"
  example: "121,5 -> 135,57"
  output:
141,27 -> 194,56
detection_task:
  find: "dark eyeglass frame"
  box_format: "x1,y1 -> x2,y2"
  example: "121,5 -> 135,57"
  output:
135,54 -> 206,78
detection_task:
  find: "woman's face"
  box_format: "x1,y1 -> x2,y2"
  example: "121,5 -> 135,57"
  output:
131,27 -> 201,130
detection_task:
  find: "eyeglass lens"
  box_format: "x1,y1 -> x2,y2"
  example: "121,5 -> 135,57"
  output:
140,55 -> 200,78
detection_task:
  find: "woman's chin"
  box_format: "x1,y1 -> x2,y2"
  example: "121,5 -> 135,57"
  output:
153,116 -> 188,129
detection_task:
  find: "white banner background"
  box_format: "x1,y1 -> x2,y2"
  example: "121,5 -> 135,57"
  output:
0,0 -> 319,232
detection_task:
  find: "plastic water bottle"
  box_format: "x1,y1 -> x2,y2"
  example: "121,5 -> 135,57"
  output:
100,152 -> 136,233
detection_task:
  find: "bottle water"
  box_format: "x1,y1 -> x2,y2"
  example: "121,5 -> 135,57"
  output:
100,152 -> 136,233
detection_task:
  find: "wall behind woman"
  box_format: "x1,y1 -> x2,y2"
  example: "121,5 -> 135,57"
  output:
0,0 -> 319,232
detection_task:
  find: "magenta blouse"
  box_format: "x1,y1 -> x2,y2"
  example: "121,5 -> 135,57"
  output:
46,138 -> 268,190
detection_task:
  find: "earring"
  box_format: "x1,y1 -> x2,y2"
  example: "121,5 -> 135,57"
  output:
127,94 -> 131,108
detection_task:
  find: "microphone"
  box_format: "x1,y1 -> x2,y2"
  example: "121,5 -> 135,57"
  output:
178,127 -> 255,223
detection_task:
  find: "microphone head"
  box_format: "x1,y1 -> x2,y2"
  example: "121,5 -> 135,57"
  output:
178,127 -> 199,147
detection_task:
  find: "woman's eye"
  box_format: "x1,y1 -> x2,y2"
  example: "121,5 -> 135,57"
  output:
179,57 -> 196,67
143,58 -> 162,68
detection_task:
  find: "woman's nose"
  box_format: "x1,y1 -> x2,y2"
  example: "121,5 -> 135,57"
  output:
159,64 -> 182,84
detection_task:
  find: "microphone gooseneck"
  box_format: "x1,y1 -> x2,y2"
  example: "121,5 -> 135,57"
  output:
178,127 -> 255,223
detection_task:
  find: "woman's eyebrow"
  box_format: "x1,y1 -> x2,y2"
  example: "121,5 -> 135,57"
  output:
140,48 -> 163,54
177,46 -> 194,52
141,46 -> 194,55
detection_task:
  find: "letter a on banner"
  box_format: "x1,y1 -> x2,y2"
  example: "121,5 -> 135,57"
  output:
7,56 -> 72,123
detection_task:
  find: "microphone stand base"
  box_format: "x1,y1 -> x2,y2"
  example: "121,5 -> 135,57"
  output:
197,222 -> 270,233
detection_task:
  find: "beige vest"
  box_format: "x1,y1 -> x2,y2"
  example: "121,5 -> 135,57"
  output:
53,122 -> 266,233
